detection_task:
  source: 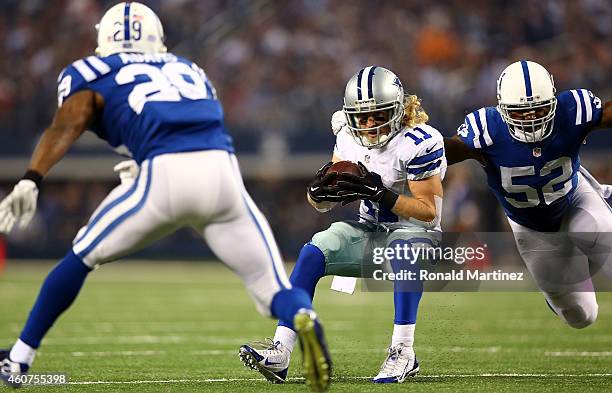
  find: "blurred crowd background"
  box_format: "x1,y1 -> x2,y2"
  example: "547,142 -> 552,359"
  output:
0,0 -> 610,259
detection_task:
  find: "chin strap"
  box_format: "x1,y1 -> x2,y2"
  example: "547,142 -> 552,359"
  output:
360,133 -> 389,147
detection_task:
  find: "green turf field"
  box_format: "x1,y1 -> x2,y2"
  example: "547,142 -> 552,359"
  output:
1,261 -> 611,392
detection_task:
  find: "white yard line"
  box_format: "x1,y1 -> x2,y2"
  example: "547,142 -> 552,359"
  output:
0,335 -> 245,345
71,350 -> 166,357
55,347 -> 500,357
68,374 -> 612,385
37,347 -> 612,358
545,351 -> 612,357
68,350 -> 236,357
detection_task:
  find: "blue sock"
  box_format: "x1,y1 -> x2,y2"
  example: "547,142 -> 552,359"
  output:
277,243 -> 326,329
270,288 -> 312,329
393,290 -> 422,324
19,251 -> 91,348
389,240 -> 423,325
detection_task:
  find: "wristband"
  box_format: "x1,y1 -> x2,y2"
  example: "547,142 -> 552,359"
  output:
22,169 -> 43,188
378,189 -> 399,210
307,187 -> 322,204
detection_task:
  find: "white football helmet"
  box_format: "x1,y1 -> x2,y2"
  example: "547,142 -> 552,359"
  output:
497,60 -> 557,143
343,66 -> 405,148
95,2 -> 167,57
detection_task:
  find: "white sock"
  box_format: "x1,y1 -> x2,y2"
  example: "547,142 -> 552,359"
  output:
273,326 -> 298,353
391,324 -> 415,348
9,339 -> 37,366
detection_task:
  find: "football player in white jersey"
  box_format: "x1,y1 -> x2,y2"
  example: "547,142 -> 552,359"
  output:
445,60 -> 612,329
0,3 -> 331,391
239,66 -> 446,384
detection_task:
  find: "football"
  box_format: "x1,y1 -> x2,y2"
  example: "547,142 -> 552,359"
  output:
325,160 -> 363,184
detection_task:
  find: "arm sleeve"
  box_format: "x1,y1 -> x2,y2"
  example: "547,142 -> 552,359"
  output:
404,125 -> 447,180
56,56 -> 114,107
565,89 -> 603,128
456,108 -> 494,150
56,65 -> 89,108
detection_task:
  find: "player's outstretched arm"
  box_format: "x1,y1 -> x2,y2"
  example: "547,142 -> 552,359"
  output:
444,136 -> 485,166
0,90 -> 101,234
28,90 -> 101,177
590,101 -> 612,131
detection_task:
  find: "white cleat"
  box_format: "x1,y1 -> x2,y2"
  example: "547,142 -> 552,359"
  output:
1,348 -> 29,388
239,338 -> 291,383
372,343 -> 419,383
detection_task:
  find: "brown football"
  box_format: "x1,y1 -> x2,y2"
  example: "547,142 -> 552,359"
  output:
325,161 -> 363,185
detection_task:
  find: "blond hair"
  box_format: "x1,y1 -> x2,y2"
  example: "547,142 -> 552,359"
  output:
401,94 -> 429,128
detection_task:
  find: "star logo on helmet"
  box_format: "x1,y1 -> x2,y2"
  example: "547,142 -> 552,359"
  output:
392,77 -> 402,87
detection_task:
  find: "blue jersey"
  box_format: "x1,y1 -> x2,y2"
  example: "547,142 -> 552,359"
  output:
57,53 -> 234,163
457,89 -> 603,231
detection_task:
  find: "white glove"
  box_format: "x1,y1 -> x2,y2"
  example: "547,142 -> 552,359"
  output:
113,160 -> 139,184
331,110 -> 348,135
0,180 -> 39,234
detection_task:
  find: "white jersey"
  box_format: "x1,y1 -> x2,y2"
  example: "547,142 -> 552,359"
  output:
333,124 -> 446,230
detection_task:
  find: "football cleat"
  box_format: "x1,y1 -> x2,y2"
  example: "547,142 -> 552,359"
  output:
372,343 -> 419,383
239,338 -> 290,383
1,348 -> 29,388
293,309 -> 332,392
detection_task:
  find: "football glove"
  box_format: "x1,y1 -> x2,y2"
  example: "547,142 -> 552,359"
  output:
336,162 -> 399,208
307,162 -> 342,203
113,160 -> 139,184
331,110 -> 348,135
0,179 -> 39,234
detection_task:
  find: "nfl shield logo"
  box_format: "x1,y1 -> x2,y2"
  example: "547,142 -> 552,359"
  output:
532,147 -> 542,157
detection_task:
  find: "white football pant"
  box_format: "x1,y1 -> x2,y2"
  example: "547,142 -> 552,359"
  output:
71,150 -> 291,316
508,173 -> 612,328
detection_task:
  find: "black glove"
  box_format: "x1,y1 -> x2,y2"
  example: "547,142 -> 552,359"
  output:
336,162 -> 399,208
307,162 -> 342,203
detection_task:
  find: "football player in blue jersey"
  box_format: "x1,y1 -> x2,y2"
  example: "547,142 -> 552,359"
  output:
445,60 -> 612,329
0,3 -> 331,391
